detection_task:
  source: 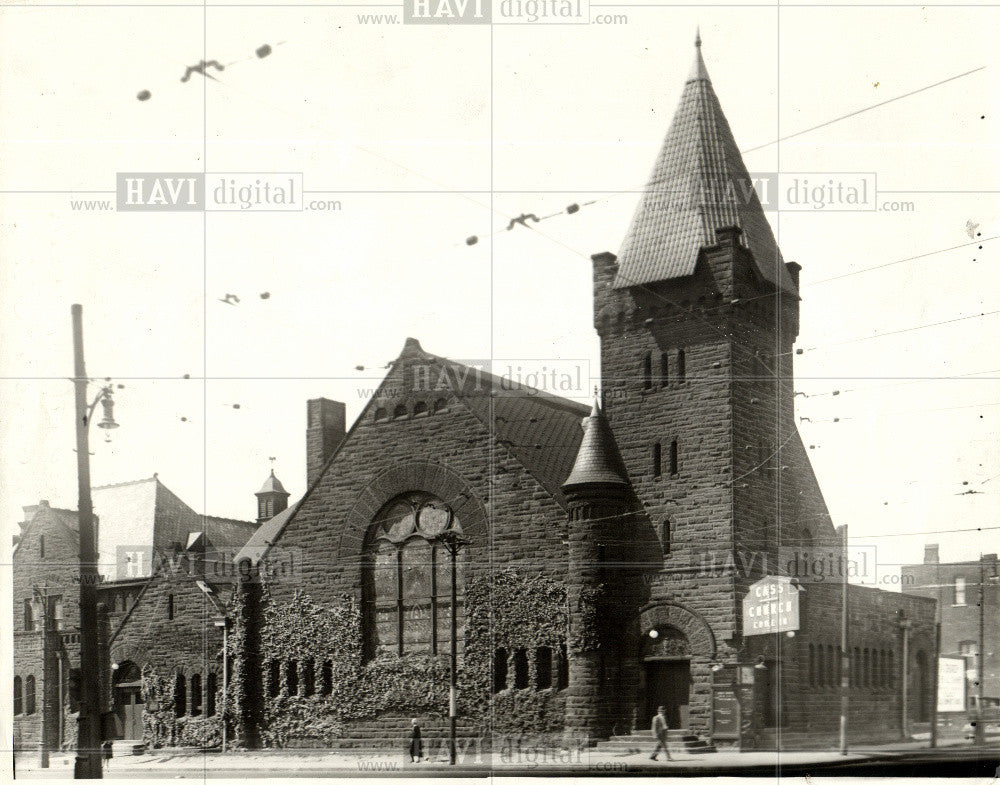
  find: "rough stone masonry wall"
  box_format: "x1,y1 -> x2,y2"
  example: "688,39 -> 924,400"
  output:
250,354 -> 577,745
110,566 -> 227,747
594,253 -> 740,736
13,505 -> 82,751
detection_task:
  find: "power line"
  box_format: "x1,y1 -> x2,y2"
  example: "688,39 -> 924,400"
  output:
787,310 -> 1000,356
740,65 -> 987,154
850,526 -> 1000,539
808,235 -> 994,287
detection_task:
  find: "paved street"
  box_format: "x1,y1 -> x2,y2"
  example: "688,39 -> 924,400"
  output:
14,738 -> 999,779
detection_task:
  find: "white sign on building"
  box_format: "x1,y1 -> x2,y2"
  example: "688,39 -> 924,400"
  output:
938,656 -> 967,713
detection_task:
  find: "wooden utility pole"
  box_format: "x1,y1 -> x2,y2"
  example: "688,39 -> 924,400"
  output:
838,525 -> 849,755
973,556 -> 986,746
72,304 -> 104,779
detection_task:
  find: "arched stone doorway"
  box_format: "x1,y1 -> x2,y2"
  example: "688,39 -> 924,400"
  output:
113,661 -> 144,740
637,603 -> 716,732
639,626 -> 692,729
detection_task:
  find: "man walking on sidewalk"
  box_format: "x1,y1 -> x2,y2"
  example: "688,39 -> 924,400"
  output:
650,706 -> 672,761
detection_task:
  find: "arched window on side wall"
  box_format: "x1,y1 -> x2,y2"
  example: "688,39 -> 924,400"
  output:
174,674 -> 187,717
642,353 -> 652,390
321,661 -> 333,696
190,673 -> 202,716
268,660 -> 280,698
206,673 -> 217,717
302,660 -> 315,696
25,676 -> 36,715
513,649 -> 529,689
493,648 -> 508,694
536,647 -> 553,689
14,676 -> 23,715
557,644 -> 569,690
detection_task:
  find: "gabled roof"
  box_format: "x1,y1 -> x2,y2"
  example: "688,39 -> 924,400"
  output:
562,400 -> 630,488
237,339 -> 590,566
234,500 -> 300,565
15,475 -> 255,579
613,35 -> 796,294
13,502 -> 80,558
427,350 -> 589,503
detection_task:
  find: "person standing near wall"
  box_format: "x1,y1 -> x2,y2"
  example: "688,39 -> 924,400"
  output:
408,719 -> 423,763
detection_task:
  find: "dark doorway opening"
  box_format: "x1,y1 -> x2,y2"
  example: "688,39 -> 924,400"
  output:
757,660 -> 789,728
113,661 -> 144,740
643,660 -> 691,730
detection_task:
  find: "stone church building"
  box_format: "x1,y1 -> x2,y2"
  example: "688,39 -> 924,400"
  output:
12,38 -> 937,755
224,38 -> 935,752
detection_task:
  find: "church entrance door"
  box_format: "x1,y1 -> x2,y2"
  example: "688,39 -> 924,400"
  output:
643,660 -> 691,730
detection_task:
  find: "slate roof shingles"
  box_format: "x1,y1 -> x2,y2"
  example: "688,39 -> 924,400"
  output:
613,42 -> 796,295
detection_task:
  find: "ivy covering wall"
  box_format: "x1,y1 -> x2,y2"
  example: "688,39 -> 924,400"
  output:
223,569 -> 572,748
140,666 -> 224,748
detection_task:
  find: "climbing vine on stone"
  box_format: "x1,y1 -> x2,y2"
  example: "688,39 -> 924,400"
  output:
229,570 -> 572,747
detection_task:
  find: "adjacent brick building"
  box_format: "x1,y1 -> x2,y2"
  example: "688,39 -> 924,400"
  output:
902,546 -> 999,712
12,476 -> 255,751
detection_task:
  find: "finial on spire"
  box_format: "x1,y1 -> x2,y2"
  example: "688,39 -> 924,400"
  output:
687,28 -> 711,83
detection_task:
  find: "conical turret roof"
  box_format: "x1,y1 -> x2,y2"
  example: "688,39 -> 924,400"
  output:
613,33 -> 797,294
562,400 -> 630,488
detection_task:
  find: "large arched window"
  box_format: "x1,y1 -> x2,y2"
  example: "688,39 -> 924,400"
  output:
363,492 -> 465,658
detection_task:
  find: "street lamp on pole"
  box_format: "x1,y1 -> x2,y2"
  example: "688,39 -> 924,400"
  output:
71,304 -> 120,779
433,530 -> 468,766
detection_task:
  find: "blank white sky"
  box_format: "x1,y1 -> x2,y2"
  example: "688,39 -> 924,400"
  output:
1,5 -> 998,585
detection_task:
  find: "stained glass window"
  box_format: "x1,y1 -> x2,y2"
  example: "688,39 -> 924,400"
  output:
365,492 -> 465,657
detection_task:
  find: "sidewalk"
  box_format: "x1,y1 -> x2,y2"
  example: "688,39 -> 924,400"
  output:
14,736 -> 997,778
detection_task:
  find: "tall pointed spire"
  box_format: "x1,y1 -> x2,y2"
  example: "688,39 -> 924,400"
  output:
613,33 -> 797,294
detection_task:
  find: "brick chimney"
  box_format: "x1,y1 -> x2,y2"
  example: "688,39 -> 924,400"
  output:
924,544 -> 939,564
786,261 -> 802,289
306,398 -> 346,486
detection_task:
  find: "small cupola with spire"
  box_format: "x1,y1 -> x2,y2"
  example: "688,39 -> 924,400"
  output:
255,469 -> 290,523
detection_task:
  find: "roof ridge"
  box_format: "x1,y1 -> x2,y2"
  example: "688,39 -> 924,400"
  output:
91,475 -> 159,491
429,353 -> 590,414
201,514 -> 256,526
